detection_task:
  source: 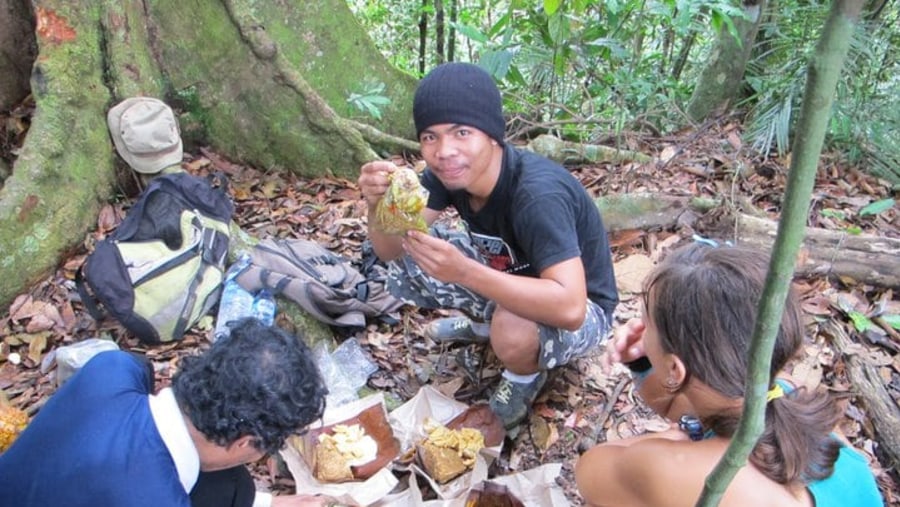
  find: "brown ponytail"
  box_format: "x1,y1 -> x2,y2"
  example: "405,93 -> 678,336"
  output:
645,243 -> 843,486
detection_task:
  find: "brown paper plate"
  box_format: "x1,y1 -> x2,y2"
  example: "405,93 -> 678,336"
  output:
445,404 -> 506,447
297,403 -> 400,482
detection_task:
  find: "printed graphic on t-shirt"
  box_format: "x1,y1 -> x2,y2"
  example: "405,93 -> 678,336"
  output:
469,231 -> 529,273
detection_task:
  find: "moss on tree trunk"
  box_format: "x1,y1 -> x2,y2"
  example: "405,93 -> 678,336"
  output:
0,0 -> 419,309
0,2 -> 116,308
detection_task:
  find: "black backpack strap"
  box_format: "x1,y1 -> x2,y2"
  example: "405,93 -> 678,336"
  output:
173,264 -> 208,340
74,265 -> 105,321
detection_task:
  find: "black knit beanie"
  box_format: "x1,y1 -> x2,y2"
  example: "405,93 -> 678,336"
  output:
413,62 -> 505,145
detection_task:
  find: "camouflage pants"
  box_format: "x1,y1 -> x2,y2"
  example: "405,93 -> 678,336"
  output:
387,225 -> 612,370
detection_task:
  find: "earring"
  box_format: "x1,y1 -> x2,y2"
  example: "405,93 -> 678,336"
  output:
664,377 -> 681,392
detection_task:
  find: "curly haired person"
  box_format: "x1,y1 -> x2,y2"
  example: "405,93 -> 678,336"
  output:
0,319 -> 329,507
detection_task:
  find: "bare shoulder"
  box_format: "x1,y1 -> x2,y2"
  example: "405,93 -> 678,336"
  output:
576,438 -> 712,507
577,437 -> 811,507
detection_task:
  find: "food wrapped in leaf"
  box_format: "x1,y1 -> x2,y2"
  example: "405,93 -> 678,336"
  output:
374,166 -> 429,234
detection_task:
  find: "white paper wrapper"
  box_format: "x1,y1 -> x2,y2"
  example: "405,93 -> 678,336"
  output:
388,385 -> 502,501
280,393 -> 399,506
281,387 -> 571,506
394,463 -> 571,507
486,463 -> 571,506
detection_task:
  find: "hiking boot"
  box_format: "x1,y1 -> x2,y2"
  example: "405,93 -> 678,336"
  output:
424,316 -> 490,344
489,371 -> 548,430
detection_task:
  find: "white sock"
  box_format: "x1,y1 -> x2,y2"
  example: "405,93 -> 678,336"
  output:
502,370 -> 540,384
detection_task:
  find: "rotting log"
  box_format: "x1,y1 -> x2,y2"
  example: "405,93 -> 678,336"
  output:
702,210 -> 900,288
525,134 -> 654,165
824,320 -> 900,468
596,193 -> 900,289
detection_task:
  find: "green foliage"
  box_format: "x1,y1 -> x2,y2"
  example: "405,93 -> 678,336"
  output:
347,80 -> 392,120
848,311 -> 873,333
859,198 -> 895,217
883,314 -> 900,330
742,1 -> 900,184
347,0 -> 898,183
349,0 -> 742,141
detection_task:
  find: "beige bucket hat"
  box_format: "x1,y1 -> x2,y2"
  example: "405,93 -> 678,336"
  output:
107,97 -> 183,174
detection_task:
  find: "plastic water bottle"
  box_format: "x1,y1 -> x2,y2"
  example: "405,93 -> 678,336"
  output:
213,255 -> 254,341
251,289 -> 276,327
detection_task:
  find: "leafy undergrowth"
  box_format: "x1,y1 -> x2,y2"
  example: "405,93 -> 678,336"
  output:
1,120 -> 898,505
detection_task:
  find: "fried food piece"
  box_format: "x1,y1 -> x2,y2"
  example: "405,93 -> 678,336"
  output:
313,424 -> 378,482
419,418 -> 486,484
313,437 -> 355,483
374,166 -> 429,234
0,405 -> 28,452
420,441 -> 468,484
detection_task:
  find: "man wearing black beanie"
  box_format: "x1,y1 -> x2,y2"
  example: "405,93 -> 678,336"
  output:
358,62 -> 618,431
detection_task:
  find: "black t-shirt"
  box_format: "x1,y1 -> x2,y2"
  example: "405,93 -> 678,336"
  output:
422,144 -> 618,316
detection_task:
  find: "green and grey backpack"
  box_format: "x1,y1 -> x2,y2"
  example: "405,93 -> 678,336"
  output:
76,172 -> 233,344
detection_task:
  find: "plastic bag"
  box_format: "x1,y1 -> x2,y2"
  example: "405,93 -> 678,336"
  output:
313,339 -> 378,408
374,167 -> 429,234
53,338 -> 120,386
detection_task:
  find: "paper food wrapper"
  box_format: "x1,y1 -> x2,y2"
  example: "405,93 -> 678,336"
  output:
401,463 -> 570,507
388,386 -> 504,500
482,464 -> 570,506
281,393 -> 399,506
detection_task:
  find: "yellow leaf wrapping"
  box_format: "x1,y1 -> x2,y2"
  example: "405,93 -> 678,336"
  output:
374,167 -> 429,234
0,405 -> 29,453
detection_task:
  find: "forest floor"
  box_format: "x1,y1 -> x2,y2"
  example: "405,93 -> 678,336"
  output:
1,115 -> 898,505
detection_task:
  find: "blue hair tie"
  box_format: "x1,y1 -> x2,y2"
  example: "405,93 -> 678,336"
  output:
691,234 -> 733,247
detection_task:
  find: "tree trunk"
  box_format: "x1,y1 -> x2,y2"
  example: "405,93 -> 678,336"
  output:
687,0 -> 767,121
0,0 -> 420,310
0,0 -> 36,111
435,0 -> 445,64
698,1 -> 864,504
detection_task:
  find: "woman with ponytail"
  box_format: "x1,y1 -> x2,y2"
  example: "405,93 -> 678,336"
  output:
576,243 -> 882,506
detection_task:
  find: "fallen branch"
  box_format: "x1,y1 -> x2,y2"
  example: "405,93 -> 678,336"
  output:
594,193 -> 900,289
525,134 -> 654,164
824,320 -> 900,468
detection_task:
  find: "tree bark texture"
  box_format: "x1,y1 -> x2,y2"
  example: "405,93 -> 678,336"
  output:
687,0 -> 767,121
0,0 -> 419,310
0,0 -> 36,110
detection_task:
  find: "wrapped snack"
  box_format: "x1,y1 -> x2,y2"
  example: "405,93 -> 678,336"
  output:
291,401 -> 400,484
374,166 -> 429,234
313,424 -> 378,483
417,417 -> 486,484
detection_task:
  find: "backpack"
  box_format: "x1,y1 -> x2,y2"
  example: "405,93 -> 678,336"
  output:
235,238 -> 403,328
76,172 -> 234,344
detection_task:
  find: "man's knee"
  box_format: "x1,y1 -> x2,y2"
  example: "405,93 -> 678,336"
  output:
489,307 -> 540,364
